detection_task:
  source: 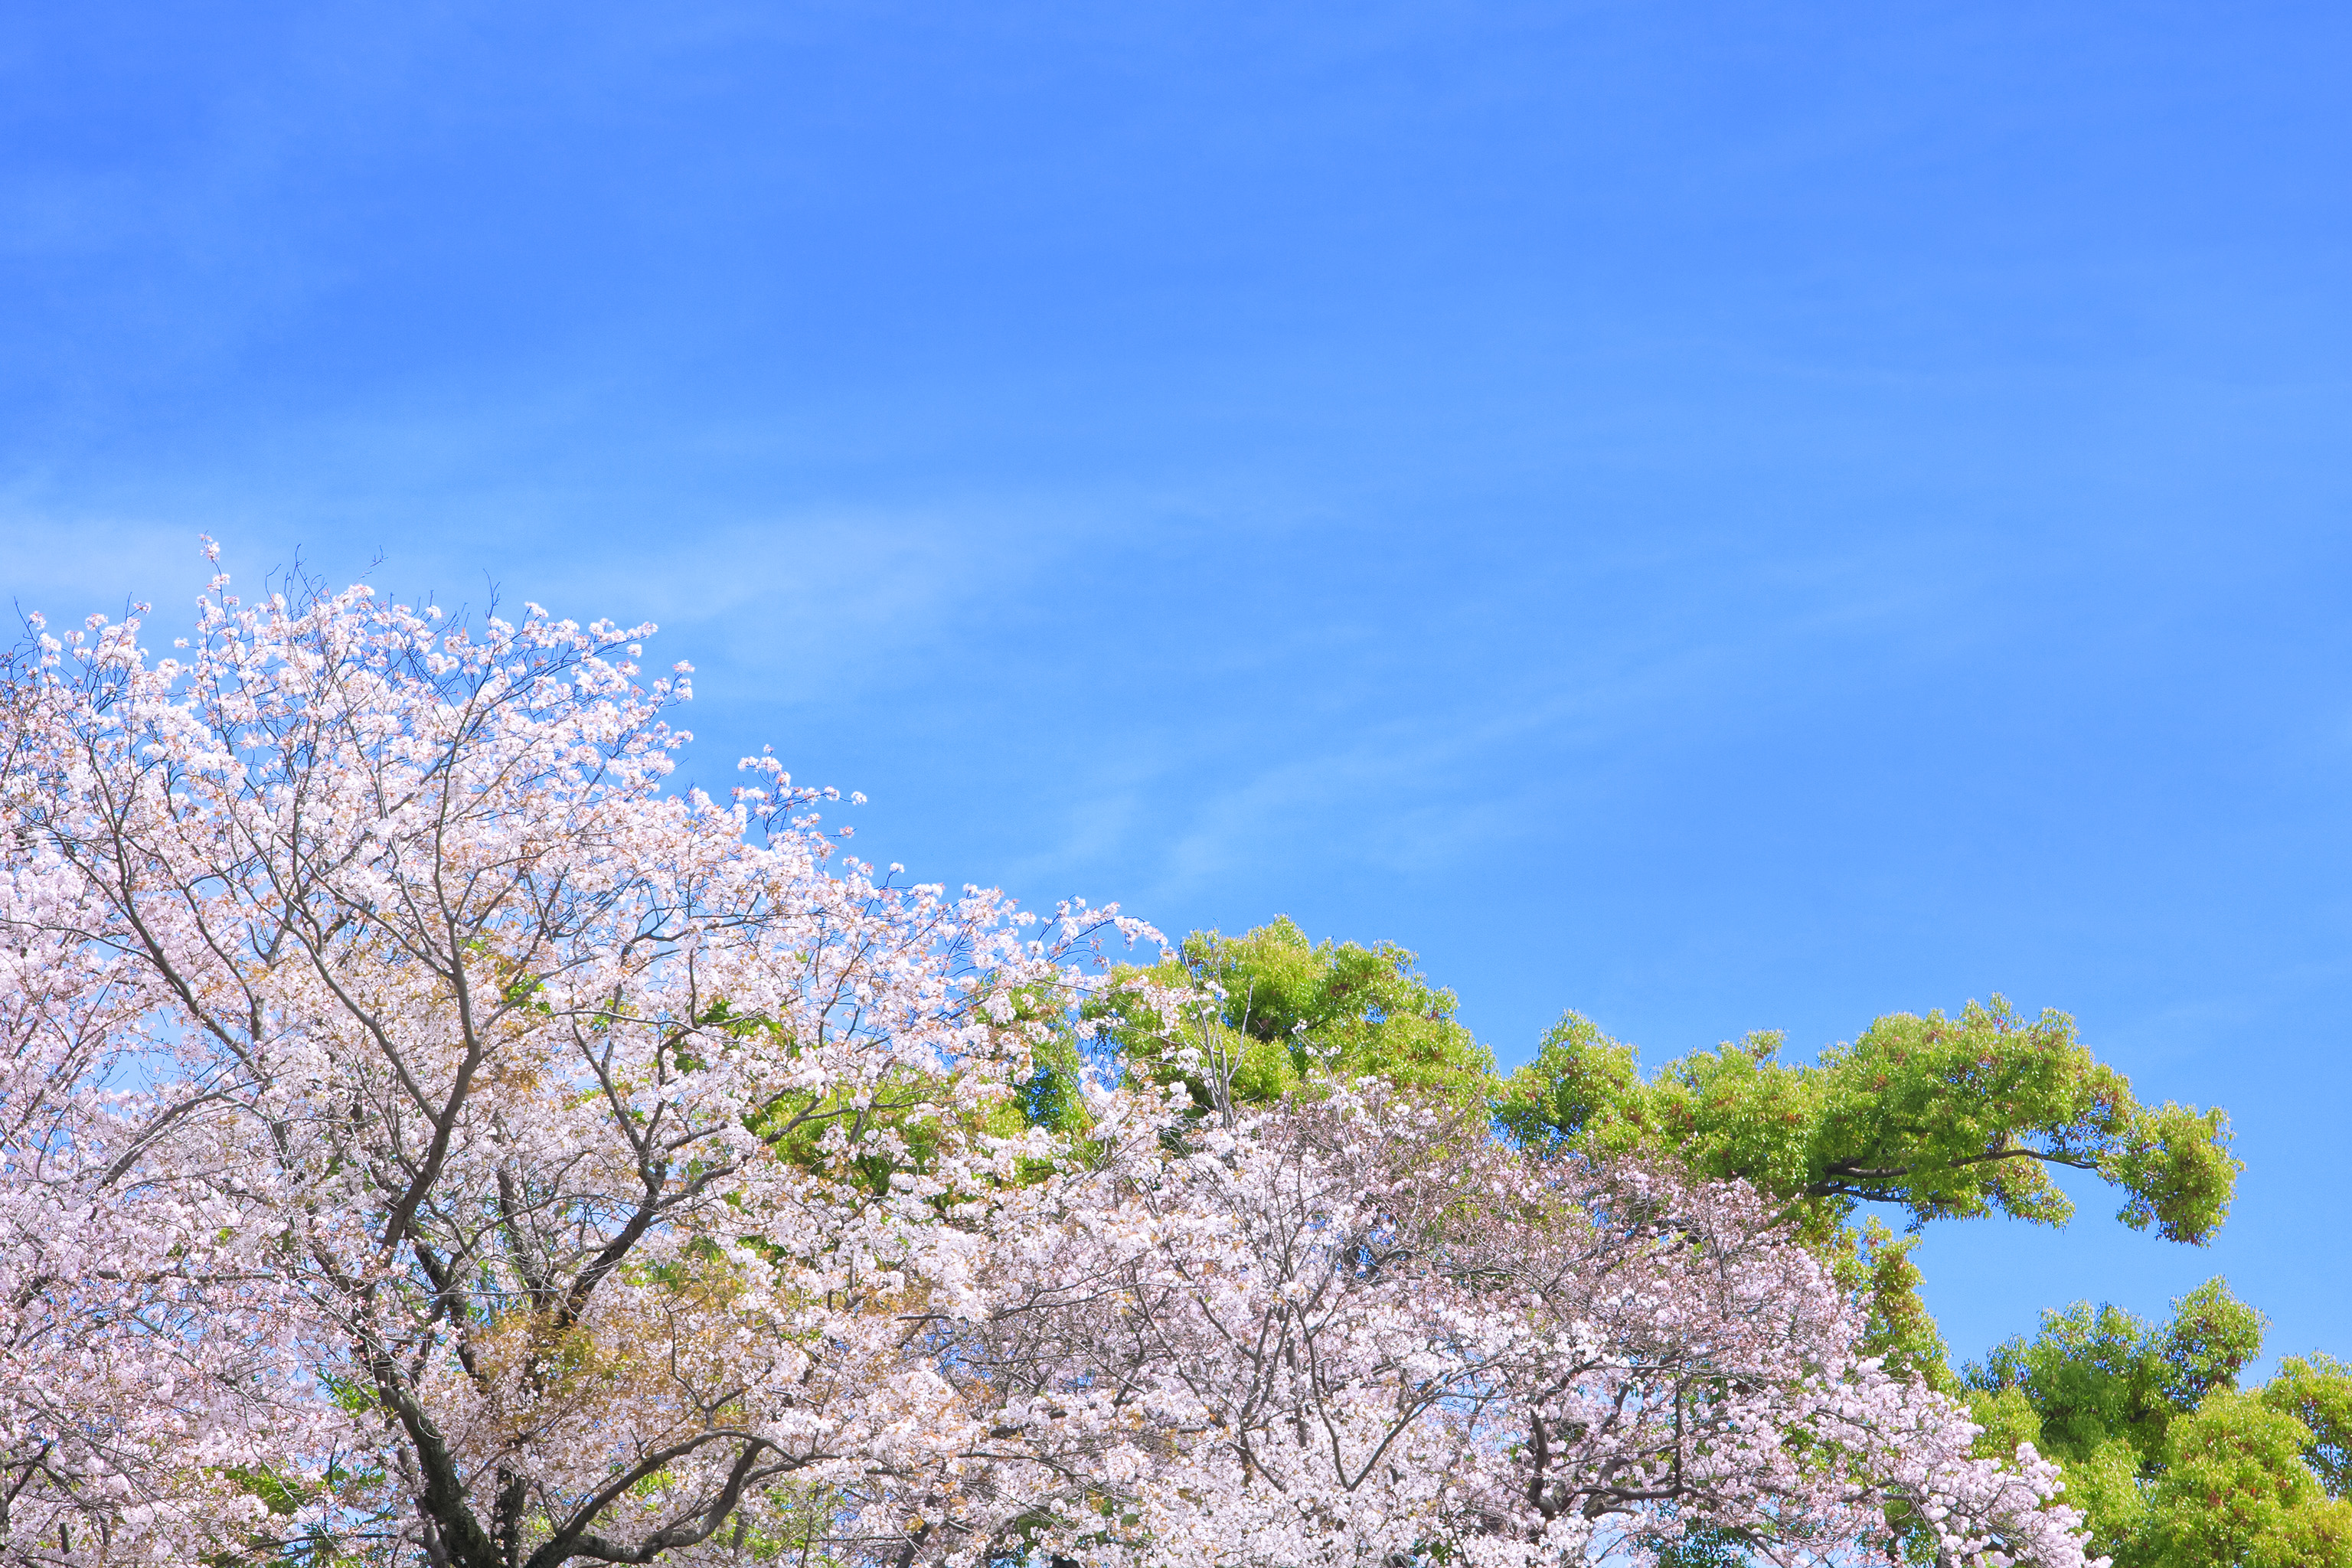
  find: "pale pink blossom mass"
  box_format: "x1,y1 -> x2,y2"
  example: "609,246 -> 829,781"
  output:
0,550 -> 2100,1567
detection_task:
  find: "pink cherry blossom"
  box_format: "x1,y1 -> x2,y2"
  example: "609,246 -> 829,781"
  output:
932,1086 -> 2099,1568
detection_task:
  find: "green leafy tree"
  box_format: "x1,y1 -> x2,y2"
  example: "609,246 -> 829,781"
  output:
1493,998 -> 2240,1384
1963,1282 -> 2352,1566
1495,998 -> 2235,1242
1096,921 -> 2246,1415
1089,916 -> 1494,1115
2145,1391 -> 2352,1566
2265,1352 -> 2352,1497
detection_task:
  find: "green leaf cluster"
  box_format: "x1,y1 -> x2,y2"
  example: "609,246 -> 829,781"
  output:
1963,1284 -> 2352,1566
1494,997 -> 2237,1244
1092,916 -> 1494,1112
1490,997 -> 2238,1390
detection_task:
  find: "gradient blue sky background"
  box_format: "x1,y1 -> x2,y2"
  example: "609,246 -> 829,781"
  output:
5,2 -> 2348,1371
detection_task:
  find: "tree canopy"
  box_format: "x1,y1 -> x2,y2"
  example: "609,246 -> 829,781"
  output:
1091,919 -> 2239,1273
1494,999 -> 2237,1246
1965,1284 -> 2352,1566
1087,915 -> 1494,1115
1083,918 -> 2241,1393
1486,999 -> 2239,1387
0,561 -> 2107,1568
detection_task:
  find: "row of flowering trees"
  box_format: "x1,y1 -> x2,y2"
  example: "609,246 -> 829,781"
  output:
2,552 -> 2096,1566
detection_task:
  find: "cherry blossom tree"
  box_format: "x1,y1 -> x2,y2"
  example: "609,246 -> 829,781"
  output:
0,550 -> 1151,1567
2,548 -> 2096,1568
939,1086 -> 2100,1568
1,851 -> 332,1564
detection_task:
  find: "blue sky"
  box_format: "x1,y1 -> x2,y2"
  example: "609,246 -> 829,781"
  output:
5,2 -> 2348,1370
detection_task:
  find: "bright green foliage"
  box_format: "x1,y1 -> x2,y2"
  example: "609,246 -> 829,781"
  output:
1491,1010 -> 1646,1148
1968,1384 -> 2047,1459
1494,997 -> 2239,1246
1963,1279 -> 2352,1566
1093,916 -> 1494,1112
1851,1217 -> 1956,1388
1966,1279 -> 2265,1475
2265,1353 -> 2352,1497
2144,1393 -> 2352,1566
1493,998 -> 2238,1393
